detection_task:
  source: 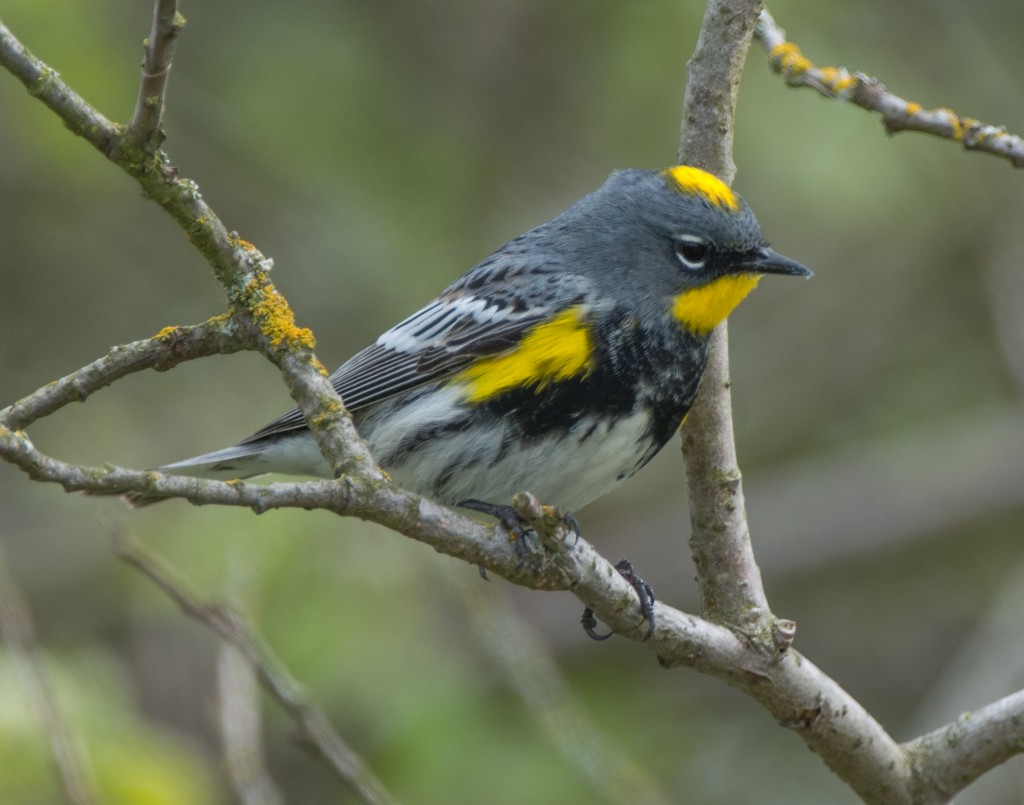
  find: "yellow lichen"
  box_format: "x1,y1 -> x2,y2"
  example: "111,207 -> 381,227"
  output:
311,402 -> 345,430
245,279 -> 316,351
968,127 -> 991,145
941,109 -> 965,140
153,325 -> 180,340
905,102 -> 922,116
818,67 -> 856,92
770,42 -> 812,76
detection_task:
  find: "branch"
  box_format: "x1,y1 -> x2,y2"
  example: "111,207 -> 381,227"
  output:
0,16 -> 373,486
0,545 -> 99,805
217,642 -> 285,805
126,0 -> 185,146
906,690 -> 1024,801
675,2 -> 909,800
0,21 -> 119,154
677,0 -> 772,635
755,8 -> 1024,169
217,557 -> 285,805
110,532 -> 397,805
1,315 -> 246,431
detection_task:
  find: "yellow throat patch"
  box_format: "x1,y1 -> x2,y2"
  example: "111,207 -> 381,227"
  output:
672,274 -> 761,335
662,166 -> 740,212
456,306 -> 594,403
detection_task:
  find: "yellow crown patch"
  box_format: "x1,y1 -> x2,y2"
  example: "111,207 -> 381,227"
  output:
662,166 -> 740,212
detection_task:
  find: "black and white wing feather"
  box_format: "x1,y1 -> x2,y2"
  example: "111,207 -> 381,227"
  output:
240,256 -> 593,444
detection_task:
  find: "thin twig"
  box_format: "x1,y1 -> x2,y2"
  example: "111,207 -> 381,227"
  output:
1,315 -> 245,431
0,21 -> 119,154
755,8 -> 1024,169
110,530 -> 397,805
126,0 -> 185,146
0,544 -> 99,805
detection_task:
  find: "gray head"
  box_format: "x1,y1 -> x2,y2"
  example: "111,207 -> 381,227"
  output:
555,166 -> 811,334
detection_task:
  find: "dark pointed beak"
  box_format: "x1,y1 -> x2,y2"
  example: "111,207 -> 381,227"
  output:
740,246 -> 813,278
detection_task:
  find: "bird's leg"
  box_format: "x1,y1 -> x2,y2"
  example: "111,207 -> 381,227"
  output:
460,498 -> 540,567
581,558 -> 656,641
460,494 -> 581,568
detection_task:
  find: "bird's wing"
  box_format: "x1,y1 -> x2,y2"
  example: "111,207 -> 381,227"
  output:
240,260 -> 592,444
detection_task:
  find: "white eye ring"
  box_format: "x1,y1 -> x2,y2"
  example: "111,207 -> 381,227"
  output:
674,235 -> 710,269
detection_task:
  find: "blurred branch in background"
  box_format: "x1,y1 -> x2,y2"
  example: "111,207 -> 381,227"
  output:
751,404 -> 1024,574
755,8 -> 1024,168
0,543 -> 99,805
218,643 -> 284,805
987,223 -> 1024,395
217,557 -> 284,805
110,529 -> 397,805
453,574 -> 673,805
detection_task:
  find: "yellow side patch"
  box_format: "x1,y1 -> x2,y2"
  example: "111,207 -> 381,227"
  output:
662,166 -> 740,212
672,275 -> 761,335
457,307 -> 594,403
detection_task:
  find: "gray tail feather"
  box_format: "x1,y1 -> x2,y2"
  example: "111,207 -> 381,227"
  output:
120,443 -> 271,508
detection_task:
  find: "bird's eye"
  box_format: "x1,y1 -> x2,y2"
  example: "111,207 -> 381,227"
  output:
674,236 -> 710,269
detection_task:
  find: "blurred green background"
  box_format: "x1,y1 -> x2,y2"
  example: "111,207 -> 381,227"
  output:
2,1 -> 1024,802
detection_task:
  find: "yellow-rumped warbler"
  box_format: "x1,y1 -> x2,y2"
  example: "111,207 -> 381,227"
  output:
129,166 -> 809,513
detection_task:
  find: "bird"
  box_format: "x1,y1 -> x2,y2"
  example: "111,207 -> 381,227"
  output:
127,166 -> 810,519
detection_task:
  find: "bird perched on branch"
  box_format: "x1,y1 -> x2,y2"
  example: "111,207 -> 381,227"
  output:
126,166 -> 810,635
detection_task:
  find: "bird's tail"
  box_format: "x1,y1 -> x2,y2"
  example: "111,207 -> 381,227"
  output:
117,443 -> 272,508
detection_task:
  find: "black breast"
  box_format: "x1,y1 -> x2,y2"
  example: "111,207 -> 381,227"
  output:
476,306 -> 710,454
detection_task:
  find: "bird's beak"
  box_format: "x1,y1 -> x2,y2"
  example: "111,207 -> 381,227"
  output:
739,246 -> 813,278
